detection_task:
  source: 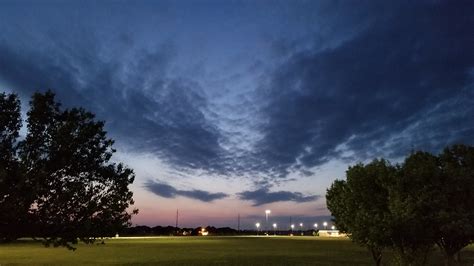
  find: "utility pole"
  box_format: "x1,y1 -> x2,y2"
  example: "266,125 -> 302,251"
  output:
175,209 -> 179,235
290,216 -> 292,234
237,213 -> 240,232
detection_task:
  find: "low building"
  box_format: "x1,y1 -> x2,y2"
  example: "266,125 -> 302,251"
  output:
198,228 -> 209,236
318,230 -> 347,238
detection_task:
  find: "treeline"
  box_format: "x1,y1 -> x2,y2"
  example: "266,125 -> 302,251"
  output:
121,226 -> 244,236
326,145 -> 474,266
0,91 -> 137,250
121,225 -> 316,236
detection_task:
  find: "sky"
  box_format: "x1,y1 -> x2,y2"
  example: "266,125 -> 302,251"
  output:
0,0 -> 473,229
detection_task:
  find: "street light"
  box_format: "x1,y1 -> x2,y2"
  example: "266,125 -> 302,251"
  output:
256,222 -> 260,235
323,221 -> 328,230
290,224 -> 295,235
265,210 -> 271,234
273,223 -> 277,236
331,225 -> 336,230
313,223 -> 318,235
299,223 -> 304,236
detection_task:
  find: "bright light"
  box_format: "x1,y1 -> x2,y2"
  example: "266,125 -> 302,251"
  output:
299,223 -> 303,227
314,223 -> 318,228
291,224 -> 295,229
256,222 -> 260,228
265,210 -> 271,214
273,223 -> 277,228
331,225 -> 336,230
199,228 -> 208,236
323,222 -> 328,227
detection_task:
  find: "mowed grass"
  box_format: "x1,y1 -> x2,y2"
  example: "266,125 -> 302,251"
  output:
0,236 -> 473,265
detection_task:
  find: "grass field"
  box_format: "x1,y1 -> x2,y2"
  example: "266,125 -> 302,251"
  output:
1,236 -> 473,265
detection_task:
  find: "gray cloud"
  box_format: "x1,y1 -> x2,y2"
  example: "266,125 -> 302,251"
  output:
0,31 -> 234,174
238,187 -> 319,206
145,180 -> 228,202
253,1 -> 474,176
0,1 -> 472,184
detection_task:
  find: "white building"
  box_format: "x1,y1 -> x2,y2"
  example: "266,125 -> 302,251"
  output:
318,230 -> 347,238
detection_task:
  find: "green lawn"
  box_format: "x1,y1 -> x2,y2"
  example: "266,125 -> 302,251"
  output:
0,236 -> 473,265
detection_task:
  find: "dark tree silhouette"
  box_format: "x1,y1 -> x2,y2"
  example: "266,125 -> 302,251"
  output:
0,92 -> 30,242
327,146 -> 474,266
326,159 -> 395,266
435,145 -> 474,265
0,91 -> 137,249
389,151 -> 440,265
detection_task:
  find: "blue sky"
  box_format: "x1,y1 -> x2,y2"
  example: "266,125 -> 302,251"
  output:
1,0 -> 473,228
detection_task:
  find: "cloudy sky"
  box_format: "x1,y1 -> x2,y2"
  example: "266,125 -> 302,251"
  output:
1,0 -> 472,229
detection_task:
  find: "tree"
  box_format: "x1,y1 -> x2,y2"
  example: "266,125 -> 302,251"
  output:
387,151 -> 441,265
327,147 -> 474,266
326,159 -> 395,266
0,91 -> 137,249
0,93 -> 30,242
434,145 -> 474,265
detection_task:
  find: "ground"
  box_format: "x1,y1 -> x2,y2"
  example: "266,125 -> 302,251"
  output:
0,236 -> 473,265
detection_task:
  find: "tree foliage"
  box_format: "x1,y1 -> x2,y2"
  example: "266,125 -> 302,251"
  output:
327,159 -> 395,266
0,91 -> 137,249
0,92 -> 29,241
327,145 -> 474,266
387,152 -> 440,265
435,145 -> 474,264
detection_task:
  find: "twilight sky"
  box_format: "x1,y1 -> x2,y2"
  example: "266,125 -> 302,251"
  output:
1,0 -> 473,229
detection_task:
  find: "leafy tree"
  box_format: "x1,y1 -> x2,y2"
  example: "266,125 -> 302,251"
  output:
328,147 -> 474,266
327,159 -> 395,266
387,151 -> 440,265
0,91 -> 137,249
434,145 -> 474,265
0,93 -> 29,242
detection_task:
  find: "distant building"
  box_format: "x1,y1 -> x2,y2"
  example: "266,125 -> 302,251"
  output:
318,230 -> 347,238
199,228 -> 209,236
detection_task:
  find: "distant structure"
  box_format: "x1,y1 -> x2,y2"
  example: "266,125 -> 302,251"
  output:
318,229 -> 347,238
199,227 -> 208,236
237,213 -> 240,232
175,209 -> 179,233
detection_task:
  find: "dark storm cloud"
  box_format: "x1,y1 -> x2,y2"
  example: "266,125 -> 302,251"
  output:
238,187 -> 319,206
144,180 -> 228,202
0,1 -> 473,182
254,1 -> 474,176
0,30 -> 231,174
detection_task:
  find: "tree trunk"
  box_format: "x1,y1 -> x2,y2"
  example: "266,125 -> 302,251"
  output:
370,247 -> 382,266
375,255 -> 382,266
443,246 -> 464,266
454,252 -> 461,263
444,255 -> 454,266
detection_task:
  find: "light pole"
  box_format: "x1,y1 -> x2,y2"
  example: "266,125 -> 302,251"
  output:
256,222 -> 260,235
323,221 -> 328,230
299,223 -> 304,236
265,210 -> 271,234
290,224 -> 295,235
273,223 -> 277,236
